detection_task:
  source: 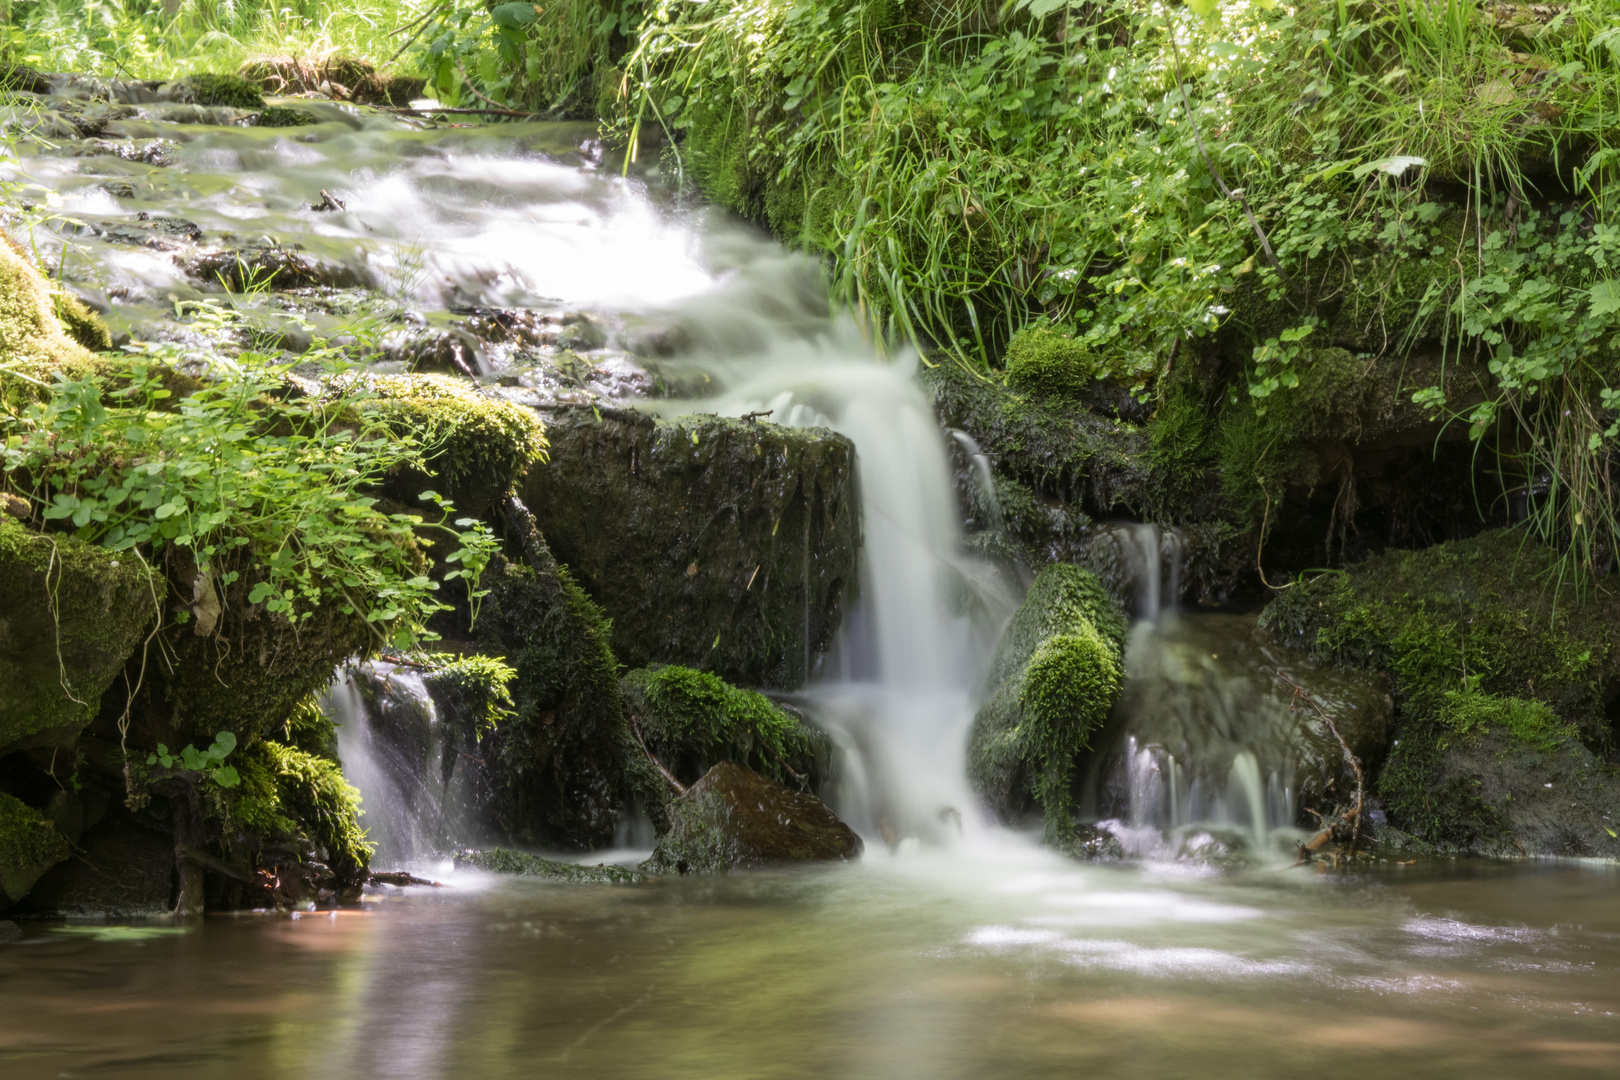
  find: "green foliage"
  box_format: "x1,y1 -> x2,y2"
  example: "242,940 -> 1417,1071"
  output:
1,362 -> 498,649
1020,628 -> 1121,831
1004,327 -> 1151,402
232,738 -> 371,886
421,651 -> 517,738
147,730 -> 241,788
1435,690 -> 1574,754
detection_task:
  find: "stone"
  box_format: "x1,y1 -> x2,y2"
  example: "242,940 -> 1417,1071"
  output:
642,761 -> 862,875
15,807 -> 173,917
525,407 -> 857,689
454,848 -> 644,884
0,793 -> 72,909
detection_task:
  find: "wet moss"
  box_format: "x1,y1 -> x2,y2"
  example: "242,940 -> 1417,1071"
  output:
454,847 -> 644,883
230,739 -> 371,889
620,664 -> 826,830
968,565 -> 1126,840
256,106 -> 318,128
0,236 -> 106,409
0,518 -> 163,754
354,373 -> 548,516
0,792 -> 71,906
174,73 -> 266,109
51,292 -> 111,352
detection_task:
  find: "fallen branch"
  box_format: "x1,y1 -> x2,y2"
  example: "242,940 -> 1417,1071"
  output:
381,105 -> 548,119
368,870 -> 445,887
627,714 -> 686,796
1276,671 -> 1365,859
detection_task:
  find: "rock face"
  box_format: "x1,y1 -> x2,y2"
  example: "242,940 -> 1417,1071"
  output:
642,762 -> 862,875
0,518 -> 162,755
1261,530 -> 1620,857
17,808 -> 174,917
525,408 -> 857,689
968,565 -> 1127,839
0,793 -> 71,908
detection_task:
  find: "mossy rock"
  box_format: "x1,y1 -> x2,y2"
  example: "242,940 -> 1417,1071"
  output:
51,292 -> 112,352
172,73 -> 266,109
0,793 -> 71,908
0,518 -> 164,755
641,761 -> 862,875
356,373 -> 548,517
16,805 -> 174,917
523,407 -> 856,689
256,106 -> 318,128
1260,529 -> 1620,855
620,664 -> 826,831
0,63 -> 52,96
1003,327 -> 1150,419
0,236 -> 108,409
453,500 -> 630,850
230,738 -> 371,890
454,847 -> 644,883
968,564 -> 1127,839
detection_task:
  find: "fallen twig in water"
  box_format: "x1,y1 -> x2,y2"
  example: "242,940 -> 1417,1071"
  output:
1275,671 -> 1366,862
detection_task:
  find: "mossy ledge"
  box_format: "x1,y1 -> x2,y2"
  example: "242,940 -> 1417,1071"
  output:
1260,530 -> 1620,857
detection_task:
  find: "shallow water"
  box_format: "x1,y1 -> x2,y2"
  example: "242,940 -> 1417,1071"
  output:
4,853 -> 1620,1078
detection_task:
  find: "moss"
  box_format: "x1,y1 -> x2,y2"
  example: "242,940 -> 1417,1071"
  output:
968,564 -> 1126,839
0,518 -> 163,754
0,235 -> 106,409
454,847 -> 644,883
1260,529 -> 1620,852
256,106 -> 318,128
1004,327 -> 1151,401
352,373 -> 548,516
523,407 -> 857,689
274,695 -> 342,762
230,739 -> 371,888
456,502 -> 630,850
620,665 -> 825,828
51,292 -> 112,352
0,792 -> 71,906
175,73 -> 266,109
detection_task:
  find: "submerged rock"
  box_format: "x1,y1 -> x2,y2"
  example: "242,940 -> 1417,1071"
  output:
642,761 -> 862,875
968,564 -> 1127,840
454,848 -> 644,884
1261,530 -> 1620,858
525,407 -> 857,689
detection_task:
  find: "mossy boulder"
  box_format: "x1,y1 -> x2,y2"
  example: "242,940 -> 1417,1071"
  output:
524,407 -> 857,689
453,499 -> 631,850
356,373 -> 548,517
16,805 -> 174,917
230,738 -> 372,891
0,518 -> 163,755
255,106 -> 318,128
620,664 -> 827,831
0,236 -> 108,408
170,73 -> 265,109
1260,529 -> 1620,856
968,564 -> 1127,839
0,793 -> 71,908
1004,327 -> 1150,420
641,761 -> 862,875
454,847 -> 644,883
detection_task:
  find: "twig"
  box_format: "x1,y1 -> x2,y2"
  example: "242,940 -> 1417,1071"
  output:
1276,671 -> 1365,856
453,59 -> 512,113
383,3 -> 449,68
627,714 -> 686,796
381,105 -> 547,119
740,409 -> 775,422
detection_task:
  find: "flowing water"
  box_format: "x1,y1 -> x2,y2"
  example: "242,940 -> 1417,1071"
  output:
3,101 -> 1618,1078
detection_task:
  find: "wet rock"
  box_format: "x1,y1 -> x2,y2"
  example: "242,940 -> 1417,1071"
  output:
68,138 -> 178,166
1261,529 -> 1620,857
17,807 -> 175,917
1052,823 -> 1125,862
237,56 -> 424,107
641,761 -> 862,875
183,243 -> 366,292
165,73 -> 265,110
524,408 -> 857,689
454,848 -> 645,884
0,519 -> 164,756
0,793 -> 72,909
969,564 -> 1127,839
0,63 -> 53,97
256,105 -> 319,128
0,919 -> 22,943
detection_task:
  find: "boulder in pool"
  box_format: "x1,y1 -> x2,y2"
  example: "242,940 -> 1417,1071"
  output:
642,761 -> 862,875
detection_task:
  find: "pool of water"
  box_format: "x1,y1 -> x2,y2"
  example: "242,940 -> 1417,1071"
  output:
4,850 -> 1618,1079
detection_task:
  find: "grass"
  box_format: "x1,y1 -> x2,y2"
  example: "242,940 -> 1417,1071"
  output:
5,0 -> 428,80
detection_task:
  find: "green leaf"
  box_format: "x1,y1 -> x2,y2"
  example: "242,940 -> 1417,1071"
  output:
1588,279 -> 1620,318
211,765 -> 241,789
1186,0 -> 1218,17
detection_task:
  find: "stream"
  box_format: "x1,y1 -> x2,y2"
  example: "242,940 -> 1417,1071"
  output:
2,96 -> 1618,1078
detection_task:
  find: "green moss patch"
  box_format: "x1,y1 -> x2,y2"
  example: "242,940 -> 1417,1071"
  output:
968,565 -> 1126,841
174,73 -> 265,109
231,738 -> 371,888
0,792 -> 71,907
256,106 -> 318,128
455,847 -> 643,883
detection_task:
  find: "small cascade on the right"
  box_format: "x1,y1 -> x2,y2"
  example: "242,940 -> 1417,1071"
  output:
1080,524 -> 1391,864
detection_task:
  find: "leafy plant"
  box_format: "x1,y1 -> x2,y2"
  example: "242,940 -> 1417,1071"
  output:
147,730 -> 242,788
